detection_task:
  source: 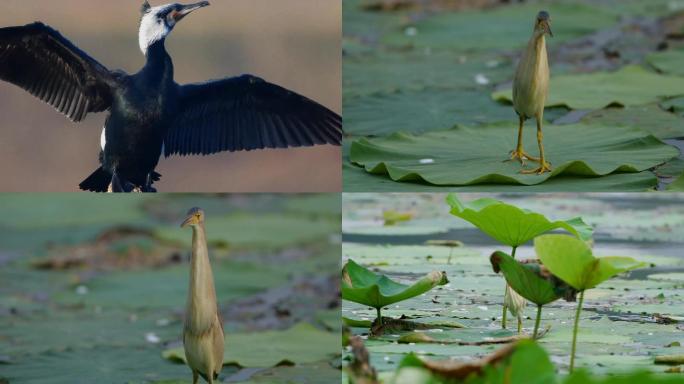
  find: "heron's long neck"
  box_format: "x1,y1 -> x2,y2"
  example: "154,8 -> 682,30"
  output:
527,32 -> 547,70
185,224 -> 218,332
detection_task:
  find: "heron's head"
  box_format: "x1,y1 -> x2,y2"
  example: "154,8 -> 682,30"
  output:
181,207 -> 205,228
534,10 -> 553,38
139,1 -> 210,55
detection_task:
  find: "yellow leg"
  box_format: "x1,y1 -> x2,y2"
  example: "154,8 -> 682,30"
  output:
192,370 -> 199,384
521,118 -> 552,174
508,115 -> 540,165
517,316 -> 523,334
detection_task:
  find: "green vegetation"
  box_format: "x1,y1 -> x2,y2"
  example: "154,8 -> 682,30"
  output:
0,194 -> 340,383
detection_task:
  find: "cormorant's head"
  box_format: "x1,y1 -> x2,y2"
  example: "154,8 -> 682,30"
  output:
534,10 -> 553,37
181,207 -> 205,228
139,1 -> 210,55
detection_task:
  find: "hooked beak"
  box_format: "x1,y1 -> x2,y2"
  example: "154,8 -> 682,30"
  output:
174,1 -> 210,22
542,20 -> 553,37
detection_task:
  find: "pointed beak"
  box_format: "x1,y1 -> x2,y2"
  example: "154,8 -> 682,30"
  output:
180,215 -> 196,228
174,1 -> 210,22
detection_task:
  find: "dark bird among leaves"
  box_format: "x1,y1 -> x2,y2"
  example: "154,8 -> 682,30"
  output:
0,1 -> 342,192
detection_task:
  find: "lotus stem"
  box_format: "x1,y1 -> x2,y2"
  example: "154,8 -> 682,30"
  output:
448,248 -> 454,265
570,290 -> 585,372
533,305 -> 542,339
502,246 -> 518,329
376,307 -> 382,326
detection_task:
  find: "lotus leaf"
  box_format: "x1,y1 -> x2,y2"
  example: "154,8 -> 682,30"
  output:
382,3 -> 615,52
534,234 -> 648,291
666,172 -> 684,191
154,214 -> 339,250
493,66 -> 684,110
661,97 -> 684,117
446,194 -> 593,247
647,49 -> 684,77
162,323 -> 338,368
581,105 -> 684,139
490,252 -> 560,306
343,161 -> 660,192
344,88 -> 515,137
350,123 -> 678,187
343,51 -> 513,99
341,259 -> 448,311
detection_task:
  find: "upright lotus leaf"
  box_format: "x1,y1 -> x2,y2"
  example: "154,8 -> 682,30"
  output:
534,234 -> 647,291
491,251 -> 574,338
448,194 -> 591,331
490,252 -> 560,306
534,234 -> 647,372
342,259 -> 448,322
447,194 -> 593,247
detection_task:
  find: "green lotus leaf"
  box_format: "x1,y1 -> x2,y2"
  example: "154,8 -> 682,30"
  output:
162,323 -> 338,368
344,88 -> 516,137
661,96 -> 684,117
341,259 -> 448,310
492,66 -> 684,110
490,251 -> 560,306
580,105 -> 684,140
534,234 -> 648,290
666,172 -> 684,191
343,160 -> 660,192
446,194 -> 593,247
647,48 -> 684,77
349,123 -> 678,187
381,2 -> 615,52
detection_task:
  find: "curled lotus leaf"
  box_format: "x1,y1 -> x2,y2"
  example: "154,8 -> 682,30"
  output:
342,259 -> 448,310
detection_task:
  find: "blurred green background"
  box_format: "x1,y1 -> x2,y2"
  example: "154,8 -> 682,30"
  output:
0,193 -> 341,383
0,0 -> 341,192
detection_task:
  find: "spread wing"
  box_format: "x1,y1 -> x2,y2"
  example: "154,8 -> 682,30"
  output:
164,75 -> 342,156
0,22 -> 114,122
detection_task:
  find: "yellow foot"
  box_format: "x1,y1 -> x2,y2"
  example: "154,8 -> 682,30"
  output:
520,161 -> 552,175
506,149 -> 540,166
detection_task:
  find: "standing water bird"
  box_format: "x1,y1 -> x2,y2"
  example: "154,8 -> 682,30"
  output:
509,11 -> 553,175
181,208 -> 224,384
0,1 -> 342,192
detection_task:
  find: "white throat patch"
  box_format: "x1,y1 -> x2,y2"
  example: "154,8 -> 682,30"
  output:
138,6 -> 175,55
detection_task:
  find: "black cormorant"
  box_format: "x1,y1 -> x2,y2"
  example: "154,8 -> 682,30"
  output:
0,1 -> 342,192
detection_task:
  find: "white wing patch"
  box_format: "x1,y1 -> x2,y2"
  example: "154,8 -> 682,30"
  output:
100,127 -> 106,151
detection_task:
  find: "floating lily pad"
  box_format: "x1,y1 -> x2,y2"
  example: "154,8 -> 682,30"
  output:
581,105 -> 684,139
54,261 -> 289,309
343,161 -> 660,192
447,194 -> 593,247
647,48 -> 684,77
162,323 -> 338,368
666,172 -> 684,192
382,2 -> 616,52
6,346 -> 190,384
493,66 -> 684,110
660,97 -> 684,117
345,88 -> 515,137
344,51 -> 513,99
342,259 -> 448,311
154,214 -> 339,250
350,123 -> 677,187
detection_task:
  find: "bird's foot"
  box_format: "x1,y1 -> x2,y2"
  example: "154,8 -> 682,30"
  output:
506,149 -> 540,166
520,161 -> 552,175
